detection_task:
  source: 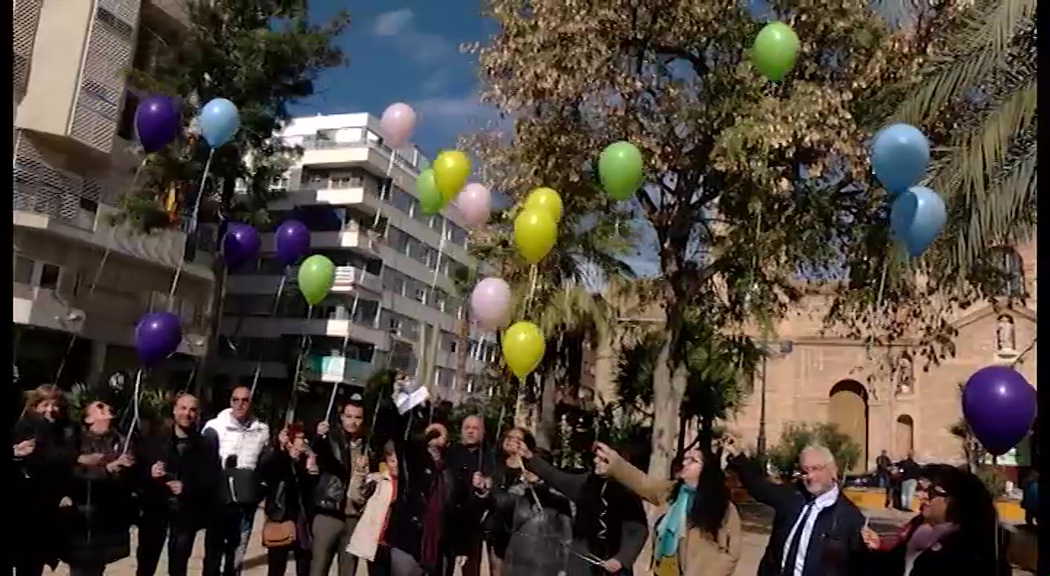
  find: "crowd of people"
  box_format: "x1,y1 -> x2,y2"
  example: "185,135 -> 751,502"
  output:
12,379 -> 1015,576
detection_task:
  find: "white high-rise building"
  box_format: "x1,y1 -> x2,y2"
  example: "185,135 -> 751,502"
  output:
13,0 -> 214,388
217,113 -> 497,405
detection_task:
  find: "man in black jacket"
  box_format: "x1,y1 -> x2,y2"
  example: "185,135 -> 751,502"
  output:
724,437 -> 868,576
309,394 -> 368,576
136,393 -> 221,576
442,415 -> 495,576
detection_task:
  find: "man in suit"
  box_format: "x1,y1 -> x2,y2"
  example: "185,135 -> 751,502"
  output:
724,437 -> 868,576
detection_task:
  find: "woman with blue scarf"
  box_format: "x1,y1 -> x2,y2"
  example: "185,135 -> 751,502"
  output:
595,443 -> 740,576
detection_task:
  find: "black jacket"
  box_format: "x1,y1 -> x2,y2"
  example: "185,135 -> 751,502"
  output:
372,400 -> 455,568
311,427 -> 366,518
524,455 -> 649,575
137,424 -> 221,521
444,442 -> 497,551
12,415 -> 77,568
728,454 -> 868,576
64,428 -> 138,566
868,516 -> 1011,576
260,449 -> 318,523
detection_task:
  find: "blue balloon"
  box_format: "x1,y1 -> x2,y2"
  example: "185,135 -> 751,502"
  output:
890,186 -> 946,257
199,98 -> 241,148
871,123 -> 930,193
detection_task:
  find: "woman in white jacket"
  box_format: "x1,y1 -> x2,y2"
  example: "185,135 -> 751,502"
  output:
347,441 -> 399,576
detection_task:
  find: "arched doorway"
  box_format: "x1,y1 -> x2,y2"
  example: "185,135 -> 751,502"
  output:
896,415 -> 915,458
829,380 -> 869,473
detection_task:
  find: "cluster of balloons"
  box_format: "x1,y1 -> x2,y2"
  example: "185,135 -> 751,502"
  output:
962,366 -> 1036,457
872,124 -> 945,257
133,95 -> 246,366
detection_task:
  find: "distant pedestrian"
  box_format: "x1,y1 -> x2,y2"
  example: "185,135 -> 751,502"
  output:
202,386 -> 271,576
861,463 -> 1011,575
1022,470 -> 1038,526
875,450 -> 892,490
897,453 -> 920,512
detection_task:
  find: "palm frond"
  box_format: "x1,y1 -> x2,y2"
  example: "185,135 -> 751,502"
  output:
893,0 -> 1036,126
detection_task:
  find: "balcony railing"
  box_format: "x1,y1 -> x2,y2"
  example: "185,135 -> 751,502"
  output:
299,137 -> 422,174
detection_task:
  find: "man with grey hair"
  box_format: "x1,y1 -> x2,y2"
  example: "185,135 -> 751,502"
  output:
724,437 -> 868,576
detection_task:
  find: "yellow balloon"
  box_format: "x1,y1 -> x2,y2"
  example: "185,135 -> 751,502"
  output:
513,208 -> 557,264
433,150 -> 471,201
502,321 -> 545,380
523,187 -> 563,223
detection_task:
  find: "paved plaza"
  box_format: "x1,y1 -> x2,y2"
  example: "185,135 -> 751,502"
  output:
44,506 -> 1033,576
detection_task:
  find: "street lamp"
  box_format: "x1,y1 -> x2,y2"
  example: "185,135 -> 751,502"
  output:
756,339 -> 794,460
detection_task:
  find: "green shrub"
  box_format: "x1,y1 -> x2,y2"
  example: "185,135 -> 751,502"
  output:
767,421 -> 862,479
975,465 -> 1008,499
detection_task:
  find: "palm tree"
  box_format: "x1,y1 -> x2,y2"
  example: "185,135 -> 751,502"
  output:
875,0 -> 1037,284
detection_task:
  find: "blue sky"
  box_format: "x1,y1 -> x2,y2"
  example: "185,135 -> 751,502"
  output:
291,1 -> 499,157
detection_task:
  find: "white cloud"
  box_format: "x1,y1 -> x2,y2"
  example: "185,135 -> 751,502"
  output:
371,9 -> 455,67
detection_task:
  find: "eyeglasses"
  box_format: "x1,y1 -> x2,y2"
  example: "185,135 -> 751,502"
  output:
799,464 -> 829,475
917,484 -> 948,498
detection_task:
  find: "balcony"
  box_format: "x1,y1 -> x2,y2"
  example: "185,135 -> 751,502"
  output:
304,355 -> 373,384
299,137 -> 423,175
219,317 -> 389,349
226,265 -> 382,296
269,181 -> 384,212
13,283 -> 208,356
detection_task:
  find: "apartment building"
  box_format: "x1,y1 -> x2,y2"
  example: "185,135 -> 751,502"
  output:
13,0 -> 213,389
217,113 -> 499,405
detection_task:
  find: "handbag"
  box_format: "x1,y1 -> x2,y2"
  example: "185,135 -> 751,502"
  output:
261,520 -> 297,548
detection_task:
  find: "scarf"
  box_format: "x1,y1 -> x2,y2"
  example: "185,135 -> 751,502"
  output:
907,522 -> 958,553
655,484 -> 695,559
420,459 -> 445,568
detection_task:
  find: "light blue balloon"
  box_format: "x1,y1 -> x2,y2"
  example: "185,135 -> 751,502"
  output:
199,98 -> 241,148
871,123 -> 930,194
890,186 -> 946,258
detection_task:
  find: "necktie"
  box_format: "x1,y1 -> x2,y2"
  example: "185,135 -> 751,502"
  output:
782,502 -> 816,576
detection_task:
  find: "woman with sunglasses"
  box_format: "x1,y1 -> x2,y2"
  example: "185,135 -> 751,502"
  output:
861,463 -> 1011,575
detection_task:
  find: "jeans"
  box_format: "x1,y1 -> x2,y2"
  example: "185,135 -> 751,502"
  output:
308,515 -> 358,576
203,504 -> 257,576
137,513 -> 201,576
267,545 -> 311,576
900,479 -> 918,510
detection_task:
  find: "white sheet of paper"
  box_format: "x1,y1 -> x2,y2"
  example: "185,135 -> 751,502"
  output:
393,384 -> 429,415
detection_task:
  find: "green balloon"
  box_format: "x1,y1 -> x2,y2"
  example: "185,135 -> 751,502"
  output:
598,141 -> 644,201
417,168 -> 444,215
752,22 -> 799,81
298,254 -> 335,306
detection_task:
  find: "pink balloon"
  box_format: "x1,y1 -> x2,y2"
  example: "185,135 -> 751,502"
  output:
470,277 -> 512,330
457,183 -> 492,228
380,103 -> 417,148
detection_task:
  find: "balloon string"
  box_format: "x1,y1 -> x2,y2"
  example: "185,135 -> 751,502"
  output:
525,265 -> 539,314
249,268 -> 289,399
168,148 -> 215,311
122,368 -> 143,455
286,304 -> 313,424
322,294 -> 360,421
54,156 -> 151,384
864,256 -> 892,364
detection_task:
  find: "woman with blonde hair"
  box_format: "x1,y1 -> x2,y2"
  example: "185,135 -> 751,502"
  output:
13,384 -> 77,576
594,442 -> 741,576
347,440 -> 399,576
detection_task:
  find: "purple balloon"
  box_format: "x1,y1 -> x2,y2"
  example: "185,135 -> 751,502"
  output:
962,366 -> 1037,456
135,96 -> 181,153
274,219 -> 311,266
135,312 -> 182,367
222,223 -> 261,270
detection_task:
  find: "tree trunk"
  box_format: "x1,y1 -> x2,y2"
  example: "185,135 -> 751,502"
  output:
649,336 -> 689,479
536,370 -> 559,450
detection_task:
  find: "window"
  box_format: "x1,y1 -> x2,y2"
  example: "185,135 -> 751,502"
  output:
14,256 -> 34,284
414,287 -> 427,304
990,246 -> 1025,297
38,263 -> 61,289
117,90 -> 141,141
